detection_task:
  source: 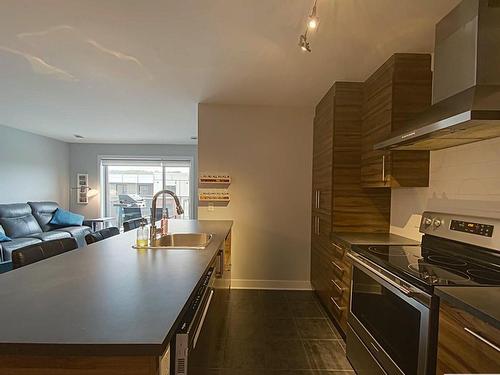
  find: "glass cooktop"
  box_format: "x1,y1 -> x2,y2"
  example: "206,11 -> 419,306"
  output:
353,242 -> 500,291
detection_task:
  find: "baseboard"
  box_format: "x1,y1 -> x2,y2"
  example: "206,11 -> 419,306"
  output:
230,279 -> 312,290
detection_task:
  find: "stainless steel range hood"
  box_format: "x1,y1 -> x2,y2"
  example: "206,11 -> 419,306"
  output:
375,0 -> 500,151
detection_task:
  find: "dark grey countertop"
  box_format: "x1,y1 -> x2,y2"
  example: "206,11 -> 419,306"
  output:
435,286 -> 500,330
0,219 -> 232,357
331,232 -> 420,249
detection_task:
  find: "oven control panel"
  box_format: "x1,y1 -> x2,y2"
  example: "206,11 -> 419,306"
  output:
450,220 -> 494,237
420,211 -> 500,251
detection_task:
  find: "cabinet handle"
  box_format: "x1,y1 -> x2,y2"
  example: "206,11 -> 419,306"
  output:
331,242 -> 345,258
313,216 -> 320,236
330,296 -> 345,315
381,155 -> 386,183
330,279 -> 344,295
317,190 -> 321,209
464,327 -> 500,352
331,260 -> 344,276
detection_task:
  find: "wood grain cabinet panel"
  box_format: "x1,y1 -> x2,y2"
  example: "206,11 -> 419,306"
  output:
361,53 -> 432,188
312,87 -> 334,215
436,300 -> 500,375
310,81 -> 390,336
0,355 -> 161,375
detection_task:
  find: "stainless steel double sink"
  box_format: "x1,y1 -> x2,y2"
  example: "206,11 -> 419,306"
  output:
134,233 -> 213,250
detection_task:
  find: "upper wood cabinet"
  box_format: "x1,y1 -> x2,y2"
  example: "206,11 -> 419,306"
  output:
361,53 -> 432,188
312,82 -> 391,232
436,300 -> 500,375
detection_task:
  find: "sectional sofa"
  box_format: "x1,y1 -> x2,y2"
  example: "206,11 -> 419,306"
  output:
0,202 -> 91,262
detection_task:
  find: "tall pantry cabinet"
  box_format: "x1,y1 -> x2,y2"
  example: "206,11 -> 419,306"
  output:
310,82 -> 390,334
310,54 -> 432,335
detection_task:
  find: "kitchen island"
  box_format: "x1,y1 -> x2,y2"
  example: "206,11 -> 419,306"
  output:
0,219 -> 232,375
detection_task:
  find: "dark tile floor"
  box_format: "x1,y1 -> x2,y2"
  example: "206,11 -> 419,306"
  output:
190,290 -> 354,375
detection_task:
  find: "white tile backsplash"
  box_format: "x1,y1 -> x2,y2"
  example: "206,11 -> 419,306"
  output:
391,137 -> 500,240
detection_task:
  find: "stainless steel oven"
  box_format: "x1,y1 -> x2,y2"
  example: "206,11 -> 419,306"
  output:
347,252 -> 435,375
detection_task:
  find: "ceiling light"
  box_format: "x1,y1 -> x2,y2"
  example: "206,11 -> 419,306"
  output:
307,1 -> 319,30
299,33 -> 311,52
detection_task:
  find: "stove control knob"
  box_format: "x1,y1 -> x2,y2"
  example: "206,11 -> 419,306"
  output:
433,219 -> 442,228
423,218 -> 433,227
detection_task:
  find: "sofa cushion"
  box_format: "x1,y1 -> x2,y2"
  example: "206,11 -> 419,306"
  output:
50,208 -> 84,227
26,231 -> 71,242
0,203 -> 43,238
0,237 -> 42,261
57,226 -> 91,247
28,201 -> 61,232
57,226 -> 91,237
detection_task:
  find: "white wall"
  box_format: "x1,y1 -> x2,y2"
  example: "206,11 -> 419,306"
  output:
69,143 -> 198,218
391,137 -> 500,240
0,125 -> 70,207
198,104 -> 314,290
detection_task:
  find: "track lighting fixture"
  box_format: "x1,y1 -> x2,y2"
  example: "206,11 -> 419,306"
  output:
307,0 -> 319,30
299,32 -> 311,52
298,0 -> 319,52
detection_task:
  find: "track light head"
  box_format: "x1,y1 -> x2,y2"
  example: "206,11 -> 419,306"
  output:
299,34 -> 311,52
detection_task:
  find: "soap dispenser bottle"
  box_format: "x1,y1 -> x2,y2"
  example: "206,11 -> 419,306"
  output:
136,219 -> 148,248
161,209 -> 168,235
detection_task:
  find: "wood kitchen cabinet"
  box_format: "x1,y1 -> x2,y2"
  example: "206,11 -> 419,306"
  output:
311,82 -> 390,335
436,300 -> 500,374
361,53 -> 432,188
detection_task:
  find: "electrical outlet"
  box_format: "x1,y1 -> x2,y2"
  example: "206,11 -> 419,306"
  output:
208,203 -> 215,212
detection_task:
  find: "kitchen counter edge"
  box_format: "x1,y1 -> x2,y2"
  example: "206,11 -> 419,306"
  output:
331,232 -> 420,250
435,286 -> 500,330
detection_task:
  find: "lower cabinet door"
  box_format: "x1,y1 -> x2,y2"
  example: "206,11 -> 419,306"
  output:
436,300 -> 500,375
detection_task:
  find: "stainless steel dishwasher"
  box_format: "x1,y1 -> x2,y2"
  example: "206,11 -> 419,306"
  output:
171,249 -> 228,375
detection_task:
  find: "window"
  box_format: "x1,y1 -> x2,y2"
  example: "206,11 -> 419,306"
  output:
100,158 -> 193,228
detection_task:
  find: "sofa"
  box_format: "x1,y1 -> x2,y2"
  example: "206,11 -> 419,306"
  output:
0,202 -> 91,262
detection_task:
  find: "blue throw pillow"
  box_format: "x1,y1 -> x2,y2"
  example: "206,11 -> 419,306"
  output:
0,225 -> 11,242
49,208 -> 84,227
0,232 -> 11,242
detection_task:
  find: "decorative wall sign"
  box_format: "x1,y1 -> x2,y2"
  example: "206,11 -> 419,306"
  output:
198,173 -> 231,207
199,174 -> 231,188
198,190 -> 230,205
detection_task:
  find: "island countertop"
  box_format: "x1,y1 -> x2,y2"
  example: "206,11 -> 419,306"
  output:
0,219 -> 232,357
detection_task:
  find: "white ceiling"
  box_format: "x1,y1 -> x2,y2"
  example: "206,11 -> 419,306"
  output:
0,0 -> 460,144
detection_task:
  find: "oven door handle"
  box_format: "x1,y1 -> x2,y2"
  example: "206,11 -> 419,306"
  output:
347,252 -> 413,296
192,288 -> 214,349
